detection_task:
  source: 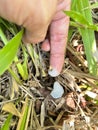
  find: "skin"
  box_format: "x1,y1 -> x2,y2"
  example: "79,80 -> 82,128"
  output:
0,0 -> 71,75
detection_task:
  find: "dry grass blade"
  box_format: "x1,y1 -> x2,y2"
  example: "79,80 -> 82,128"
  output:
55,111 -> 65,124
26,44 -> 40,77
33,109 -> 42,130
2,103 -> 21,117
40,102 -> 45,127
10,77 -> 19,99
24,99 -> 32,130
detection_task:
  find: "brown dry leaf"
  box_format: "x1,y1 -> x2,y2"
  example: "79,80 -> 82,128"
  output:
66,93 -> 76,109
2,102 -> 21,117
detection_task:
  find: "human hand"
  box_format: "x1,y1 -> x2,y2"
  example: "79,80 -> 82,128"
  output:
0,0 -> 58,43
0,0 -> 71,77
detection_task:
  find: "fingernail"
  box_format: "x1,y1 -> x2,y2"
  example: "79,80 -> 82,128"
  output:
48,68 -> 59,77
50,81 -> 64,99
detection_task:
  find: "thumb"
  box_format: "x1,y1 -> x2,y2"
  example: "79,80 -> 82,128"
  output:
23,25 -> 49,43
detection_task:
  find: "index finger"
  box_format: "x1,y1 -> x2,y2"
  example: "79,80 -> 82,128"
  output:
48,0 -> 71,77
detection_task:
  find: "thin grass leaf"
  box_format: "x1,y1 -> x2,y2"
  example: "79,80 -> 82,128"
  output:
13,44 -> 28,81
64,10 -> 90,26
24,99 -> 32,130
16,97 -> 29,130
0,27 -> 8,44
1,114 -> 12,130
26,44 -> 40,77
21,44 -> 29,80
14,55 -> 29,80
33,109 -> 41,129
0,29 -> 23,75
84,2 -> 98,9
64,11 -> 98,31
8,68 -> 22,84
71,0 -> 77,11
0,18 -> 18,35
40,102 -> 45,127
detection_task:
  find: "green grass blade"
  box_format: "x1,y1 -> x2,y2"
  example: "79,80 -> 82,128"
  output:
1,114 -> 12,130
16,97 -> 29,130
15,44 -> 29,80
0,27 -> 8,44
84,2 -> 98,9
8,68 -> 22,84
21,45 -> 29,80
64,11 -> 98,31
0,29 -> 24,75
64,10 -> 90,26
0,18 -> 18,35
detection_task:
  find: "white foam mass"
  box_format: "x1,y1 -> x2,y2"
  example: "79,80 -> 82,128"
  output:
50,81 -> 64,99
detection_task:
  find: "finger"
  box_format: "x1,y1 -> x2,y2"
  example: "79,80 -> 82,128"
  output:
49,17 -> 69,76
48,0 -> 71,77
41,39 -> 50,51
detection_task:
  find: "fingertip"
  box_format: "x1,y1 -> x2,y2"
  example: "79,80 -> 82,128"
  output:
48,54 -> 65,77
48,68 -> 60,77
